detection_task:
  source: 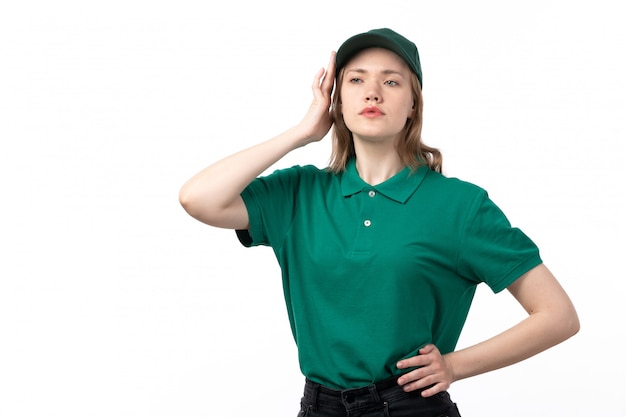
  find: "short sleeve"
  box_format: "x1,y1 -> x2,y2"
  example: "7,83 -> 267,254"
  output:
236,166 -> 302,248
457,191 -> 542,293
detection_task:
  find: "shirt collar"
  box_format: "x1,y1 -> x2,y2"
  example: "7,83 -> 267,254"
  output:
340,158 -> 429,203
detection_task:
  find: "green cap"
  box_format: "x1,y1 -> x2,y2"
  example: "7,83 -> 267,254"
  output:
335,28 -> 423,88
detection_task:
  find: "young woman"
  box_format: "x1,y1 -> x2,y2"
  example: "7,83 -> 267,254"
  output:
179,28 -> 579,417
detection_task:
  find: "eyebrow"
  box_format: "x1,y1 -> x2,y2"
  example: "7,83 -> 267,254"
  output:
344,68 -> 407,78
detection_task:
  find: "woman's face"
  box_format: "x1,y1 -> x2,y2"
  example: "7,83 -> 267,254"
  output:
339,47 -> 415,145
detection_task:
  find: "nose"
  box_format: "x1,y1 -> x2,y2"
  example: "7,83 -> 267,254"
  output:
365,85 -> 381,102
365,92 -> 380,102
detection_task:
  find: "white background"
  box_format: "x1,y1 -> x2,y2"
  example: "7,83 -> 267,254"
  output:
1,1 -> 624,416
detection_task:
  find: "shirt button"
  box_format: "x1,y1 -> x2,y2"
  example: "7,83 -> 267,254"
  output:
363,220 -> 372,227
368,190 -> 376,197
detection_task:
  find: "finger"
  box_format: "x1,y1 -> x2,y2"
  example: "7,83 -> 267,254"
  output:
396,353 -> 431,369
398,371 -> 431,393
419,344 -> 436,354
397,358 -> 423,369
400,369 -> 449,395
327,50 -> 337,73
420,382 -> 449,398
312,67 -> 325,93
320,51 -> 336,92
397,368 -> 425,386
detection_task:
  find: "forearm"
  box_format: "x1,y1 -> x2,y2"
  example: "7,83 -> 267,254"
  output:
396,265 -> 579,397
446,264 -> 579,381
445,306 -> 579,382
179,54 -> 335,228
179,125 -> 308,226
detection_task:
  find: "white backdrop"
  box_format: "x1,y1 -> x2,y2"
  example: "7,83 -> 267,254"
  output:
1,1 -> 624,416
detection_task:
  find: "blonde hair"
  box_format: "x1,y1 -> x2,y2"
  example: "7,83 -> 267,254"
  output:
328,68 -> 442,174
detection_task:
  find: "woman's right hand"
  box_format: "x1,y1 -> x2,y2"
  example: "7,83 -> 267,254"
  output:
179,52 -> 338,229
294,51 -> 336,146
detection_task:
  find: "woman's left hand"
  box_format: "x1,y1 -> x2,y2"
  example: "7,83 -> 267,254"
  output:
396,344 -> 455,397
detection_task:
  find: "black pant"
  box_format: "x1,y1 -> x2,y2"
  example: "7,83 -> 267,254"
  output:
298,376 -> 461,417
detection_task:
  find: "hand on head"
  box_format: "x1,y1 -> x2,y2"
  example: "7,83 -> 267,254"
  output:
294,51 -> 336,146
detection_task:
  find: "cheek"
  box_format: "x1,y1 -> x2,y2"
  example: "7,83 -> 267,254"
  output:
338,97 -> 358,120
341,112 -> 358,131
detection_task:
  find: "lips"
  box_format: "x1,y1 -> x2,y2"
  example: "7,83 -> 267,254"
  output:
360,106 -> 384,117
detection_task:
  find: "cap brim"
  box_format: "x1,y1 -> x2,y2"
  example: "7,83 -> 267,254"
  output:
336,33 -> 410,77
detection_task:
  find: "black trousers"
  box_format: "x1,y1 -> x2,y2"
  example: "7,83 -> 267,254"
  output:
298,376 -> 461,417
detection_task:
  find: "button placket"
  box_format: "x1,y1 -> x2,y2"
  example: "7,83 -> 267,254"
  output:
349,188 -> 378,256
362,189 -> 376,228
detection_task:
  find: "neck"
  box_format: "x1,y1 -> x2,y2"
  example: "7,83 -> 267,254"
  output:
353,141 -> 405,185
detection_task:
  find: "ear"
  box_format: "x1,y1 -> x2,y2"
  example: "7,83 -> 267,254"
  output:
407,101 -> 415,119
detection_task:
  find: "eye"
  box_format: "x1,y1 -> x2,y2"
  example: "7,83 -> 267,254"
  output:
384,80 -> 399,86
349,77 -> 363,84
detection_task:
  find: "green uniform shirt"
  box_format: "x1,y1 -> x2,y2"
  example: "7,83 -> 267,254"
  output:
238,158 -> 542,389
